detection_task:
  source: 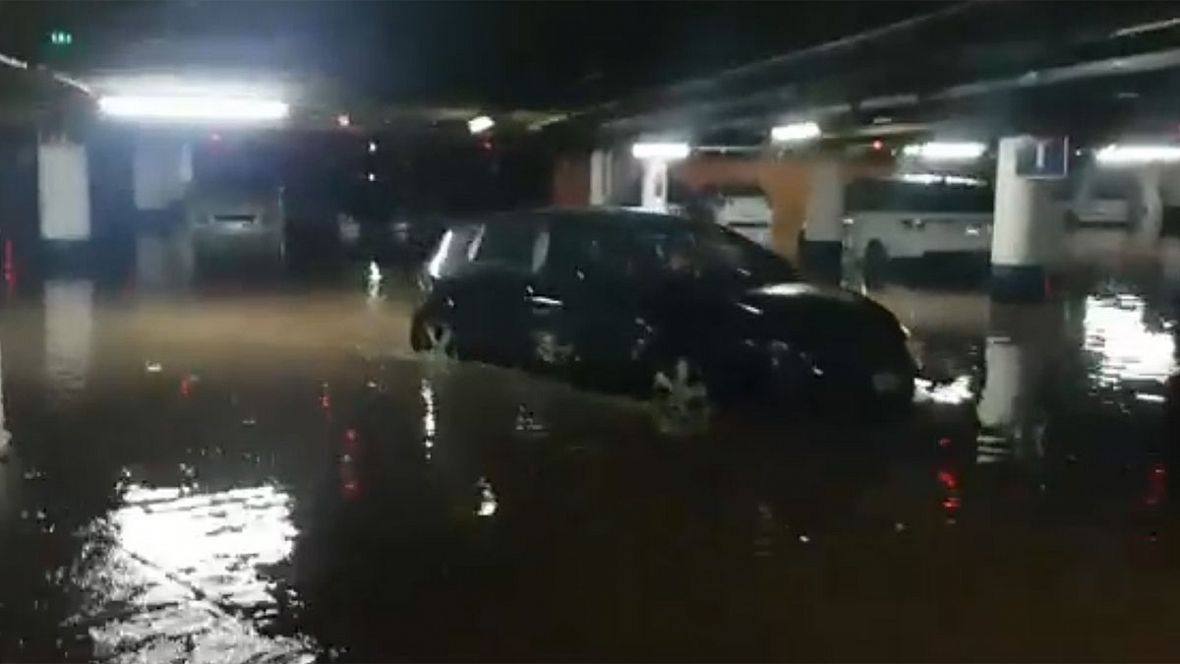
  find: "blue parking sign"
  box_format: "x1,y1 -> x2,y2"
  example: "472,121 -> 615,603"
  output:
1015,137 -> 1068,179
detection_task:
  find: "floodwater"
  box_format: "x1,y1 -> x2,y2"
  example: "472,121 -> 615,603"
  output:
1,262 -> 1179,661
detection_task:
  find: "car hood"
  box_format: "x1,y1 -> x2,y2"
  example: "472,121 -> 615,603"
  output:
736,282 -> 905,345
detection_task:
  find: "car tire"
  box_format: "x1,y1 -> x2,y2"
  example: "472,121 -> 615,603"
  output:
649,354 -> 713,435
863,241 -> 890,289
411,316 -> 459,362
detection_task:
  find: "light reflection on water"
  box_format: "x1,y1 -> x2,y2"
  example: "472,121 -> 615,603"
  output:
44,280 -> 94,400
70,483 -> 316,663
420,376 -> 436,462
1083,294 -> 1177,388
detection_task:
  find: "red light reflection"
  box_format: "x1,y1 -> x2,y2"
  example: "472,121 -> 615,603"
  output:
937,470 -> 958,491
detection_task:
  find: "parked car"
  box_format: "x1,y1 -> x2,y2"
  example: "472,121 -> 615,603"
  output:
186,179 -> 285,272
843,176 -> 993,286
411,208 -> 916,425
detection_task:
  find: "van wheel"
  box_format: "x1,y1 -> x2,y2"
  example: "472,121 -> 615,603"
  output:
863,241 -> 890,288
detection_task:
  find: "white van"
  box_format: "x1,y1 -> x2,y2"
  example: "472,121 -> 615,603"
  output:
844,176 -> 993,284
1060,171 -> 1134,230
705,184 -> 774,247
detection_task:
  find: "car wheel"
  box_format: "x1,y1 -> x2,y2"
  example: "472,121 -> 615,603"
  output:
412,317 -> 459,362
650,355 -> 712,435
863,241 -> 890,289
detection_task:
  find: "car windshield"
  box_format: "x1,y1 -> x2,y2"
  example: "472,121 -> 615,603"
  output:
628,222 -> 795,286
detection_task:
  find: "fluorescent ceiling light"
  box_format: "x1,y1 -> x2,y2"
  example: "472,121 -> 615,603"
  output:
631,141 -> 691,160
902,141 -> 986,161
1095,144 -> 1180,164
468,115 -> 494,134
770,121 -> 821,142
899,173 -> 987,187
0,52 -> 29,70
98,95 -> 288,122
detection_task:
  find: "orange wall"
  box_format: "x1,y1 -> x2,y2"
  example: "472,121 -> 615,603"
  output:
672,158 -> 807,257
551,153 -> 590,207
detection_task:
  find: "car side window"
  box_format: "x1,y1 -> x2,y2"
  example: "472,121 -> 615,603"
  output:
425,224 -> 481,280
546,225 -> 635,283
470,220 -> 542,275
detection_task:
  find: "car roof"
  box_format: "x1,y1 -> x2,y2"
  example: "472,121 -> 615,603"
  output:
480,207 -> 696,229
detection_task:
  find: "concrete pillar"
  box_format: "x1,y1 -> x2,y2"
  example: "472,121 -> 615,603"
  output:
1134,165 -> 1163,244
589,149 -> 614,206
991,136 -> 1062,301
133,134 -> 192,212
640,159 -> 669,212
801,158 -> 844,280
37,138 -> 91,243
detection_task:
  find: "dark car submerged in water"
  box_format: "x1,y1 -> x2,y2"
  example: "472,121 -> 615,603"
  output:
411,208 -> 916,424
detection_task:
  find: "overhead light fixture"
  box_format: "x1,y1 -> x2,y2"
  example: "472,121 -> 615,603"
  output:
770,121 -> 821,143
368,140 -> 378,153
631,141 -> 691,160
1095,144 -> 1180,164
898,173 -> 987,187
336,114 -> 351,128
468,115 -> 494,134
902,141 -> 986,161
98,95 -> 289,122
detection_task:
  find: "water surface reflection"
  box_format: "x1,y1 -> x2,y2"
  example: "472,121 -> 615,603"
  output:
0,280 -> 1177,660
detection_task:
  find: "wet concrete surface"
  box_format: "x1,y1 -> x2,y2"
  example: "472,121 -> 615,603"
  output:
0,265 -> 1179,661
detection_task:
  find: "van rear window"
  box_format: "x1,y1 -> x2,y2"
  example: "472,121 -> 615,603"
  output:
846,179 -> 993,213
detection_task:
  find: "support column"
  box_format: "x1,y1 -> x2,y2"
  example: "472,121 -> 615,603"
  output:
640,159 -> 669,212
37,137 -> 91,245
1133,165 -> 1163,245
37,137 -> 93,276
133,133 -> 192,213
801,158 -> 844,281
589,148 -> 613,206
991,136 -> 1061,301
133,133 -> 194,288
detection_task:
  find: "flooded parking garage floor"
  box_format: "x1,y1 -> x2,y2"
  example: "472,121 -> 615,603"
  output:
0,269 -> 1179,662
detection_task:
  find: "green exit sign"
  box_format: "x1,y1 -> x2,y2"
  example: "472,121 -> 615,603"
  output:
48,30 -> 73,46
